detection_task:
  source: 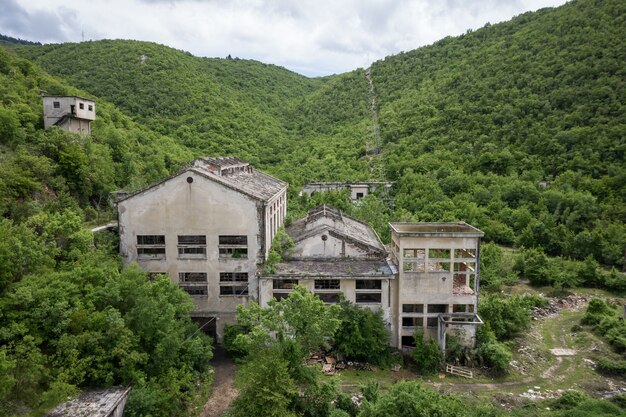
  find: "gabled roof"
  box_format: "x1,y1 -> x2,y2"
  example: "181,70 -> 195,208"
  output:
114,157 -> 287,203
286,205 -> 386,256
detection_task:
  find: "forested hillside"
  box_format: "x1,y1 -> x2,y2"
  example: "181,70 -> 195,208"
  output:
1,0 -> 626,414
0,47 -> 213,417
13,0 -> 626,271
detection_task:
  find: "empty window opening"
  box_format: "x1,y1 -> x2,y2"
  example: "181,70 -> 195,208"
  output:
454,248 -> 476,258
220,272 -> 248,296
219,235 -> 248,258
402,304 -> 424,313
403,248 -> 425,259
428,304 -> 447,313
453,304 -> 468,313
430,261 -> 450,272
53,101 -> 60,108
402,317 -> 423,327
429,249 -> 451,258
356,192 -> 364,199
453,262 -> 475,272
401,336 -> 416,348
219,286 -> 249,296
272,292 -> 290,300
88,104 -> 93,111
315,279 -> 340,290
137,235 -> 166,260
179,272 -> 207,282
317,293 -> 341,303
220,272 -> 248,282
403,261 -> 425,272
79,102 -> 84,110
178,235 -> 206,259
180,285 -> 208,296
356,280 -> 382,290
356,293 -> 382,304
273,279 -> 298,290
427,317 -> 439,328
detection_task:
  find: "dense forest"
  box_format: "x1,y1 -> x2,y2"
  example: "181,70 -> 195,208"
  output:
1,0 -> 625,415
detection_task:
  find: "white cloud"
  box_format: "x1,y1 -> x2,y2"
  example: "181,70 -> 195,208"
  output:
3,0 -> 569,76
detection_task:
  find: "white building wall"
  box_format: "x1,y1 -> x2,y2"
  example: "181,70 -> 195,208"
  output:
118,170 -> 266,340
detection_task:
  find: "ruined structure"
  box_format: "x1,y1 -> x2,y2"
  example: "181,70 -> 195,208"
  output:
45,387 -> 130,417
389,223 -> 484,349
115,157 -> 483,348
42,95 -> 95,134
300,182 -> 391,200
258,205 -> 396,324
115,157 -> 287,340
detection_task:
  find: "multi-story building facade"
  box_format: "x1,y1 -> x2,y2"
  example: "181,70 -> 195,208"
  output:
389,222 -> 484,349
115,157 -> 287,340
116,157 -> 484,348
42,95 -> 96,134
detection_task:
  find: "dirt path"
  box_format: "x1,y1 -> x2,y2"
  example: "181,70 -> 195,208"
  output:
199,347 -> 238,417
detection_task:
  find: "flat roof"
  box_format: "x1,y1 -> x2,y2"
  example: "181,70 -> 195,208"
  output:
389,222 -> 484,237
264,259 -> 395,277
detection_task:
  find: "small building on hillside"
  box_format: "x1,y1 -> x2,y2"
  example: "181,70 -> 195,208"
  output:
42,95 -> 96,134
300,182 -> 392,201
259,204 -> 396,324
114,157 -> 287,340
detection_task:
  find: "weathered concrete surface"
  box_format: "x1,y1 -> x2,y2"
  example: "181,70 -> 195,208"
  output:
46,387 -> 130,417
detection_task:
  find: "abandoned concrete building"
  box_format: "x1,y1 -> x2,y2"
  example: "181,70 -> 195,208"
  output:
115,157 -> 287,339
258,205 -> 396,325
115,157 -> 483,348
300,181 -> 392,201
42,95 -> 96,134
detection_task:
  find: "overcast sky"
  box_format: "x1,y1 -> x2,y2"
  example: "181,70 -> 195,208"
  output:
1,0 -> 568,77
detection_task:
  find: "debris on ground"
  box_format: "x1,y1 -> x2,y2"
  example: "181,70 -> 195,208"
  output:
520,387 -> 562,400
550,348 -> 576,356
531,295 -> 587,320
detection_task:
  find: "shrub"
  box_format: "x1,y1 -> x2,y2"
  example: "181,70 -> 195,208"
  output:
411,329 -> 442,375
552,390 -> 587,409
597,358 -> 626,376
223,324 -> 248,358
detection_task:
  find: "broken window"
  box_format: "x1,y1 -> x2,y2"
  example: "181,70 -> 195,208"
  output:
178,235 -> 206,259
180,285 -> 208,296
356,192 -> 364,199
316,293 -> 341,303
402,304 -> 424,313
403,261 -> 425,272
273,279 -> 298,290
314,279 -> 340,290
454,248 -> 476,258
430,261 -> 450,272
178,272 -> 208,296
88,104 -> 93,111
402,317 -> 423,327
428,248 -> 451,258
218,235 -> 248,258
356,280 -> 382,290
53,101 -> 60,108
272,292 -> 290,300
453,304 -> 467,313
148,272 -> 166,281
403,248 -> 425,259
137,235 -> 166,260
220,272 -> 248,282
453,262 -> 475,272
428,304 -> 447,313
401,336 -> 416,348
179,272 -> 207,282
219,272 -> 248,296
356,293 -> 382,304
79,102 -> 84,110
219,286 -> 248,296
426,317 -> 439,328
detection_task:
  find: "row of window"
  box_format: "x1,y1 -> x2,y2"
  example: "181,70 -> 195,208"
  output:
136,234 -> 248,260
402,303 -> 474,314
52,101 -> 94,111
272,279 -> 383,304
403,261 -> 476,273
402,248 -> 476,259
174,272 -> 249,297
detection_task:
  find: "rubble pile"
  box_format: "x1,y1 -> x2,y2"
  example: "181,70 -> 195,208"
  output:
520,387 -> 563,400
531,295 -> 587,319
308,353 -> 382,374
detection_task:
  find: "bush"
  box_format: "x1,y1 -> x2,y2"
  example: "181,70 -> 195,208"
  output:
597,358 -> 626,376
478,293 -> 544,340
411,329 -> 442,375
552,390 -> 587,409
223,324 -> 248,358
475,326 -> 512,372
334,300 -> 392,366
